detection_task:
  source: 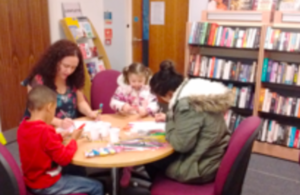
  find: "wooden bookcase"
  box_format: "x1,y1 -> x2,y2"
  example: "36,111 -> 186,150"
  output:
184,10 -> 300,162
60,17 -> 111,103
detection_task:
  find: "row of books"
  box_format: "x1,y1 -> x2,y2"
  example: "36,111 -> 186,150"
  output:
257,119 -> 300,149
261,58 -> 300,85
264,27 -> 300,52
228,85 -> 254,109
224,110 -> 246,133
189,55 -> 257,83
64,17 -> 95,40
259,88 -> 300,117
188,22 -> 260,49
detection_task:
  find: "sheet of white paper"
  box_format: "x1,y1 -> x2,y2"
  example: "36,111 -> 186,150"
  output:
62,2 -> 83,17
129,121 -> 165,133
150,1 -> 165,25
57,121 -> 111,133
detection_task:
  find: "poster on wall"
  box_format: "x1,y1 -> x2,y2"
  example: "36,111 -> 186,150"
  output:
105,28 -> 113,45
150,1 -> 165,25
62,2 -> 83,17
104,11 -> 112,24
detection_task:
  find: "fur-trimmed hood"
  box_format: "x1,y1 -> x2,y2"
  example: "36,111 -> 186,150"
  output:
169,78 -> 234,113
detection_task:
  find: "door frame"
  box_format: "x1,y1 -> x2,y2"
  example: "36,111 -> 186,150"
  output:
126,0 -> 133,66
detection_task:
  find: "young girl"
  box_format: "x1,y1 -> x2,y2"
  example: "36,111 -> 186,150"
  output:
110,63 -> 159,117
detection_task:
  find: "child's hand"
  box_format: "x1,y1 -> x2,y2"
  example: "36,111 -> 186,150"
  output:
60,118 -> 74,129
60,131 -> 71,139
155,113 -> 166,122
137,107 -> 148,117
71,128 -> 84,140
87,110 -> 101,121
122,104 -> 134,114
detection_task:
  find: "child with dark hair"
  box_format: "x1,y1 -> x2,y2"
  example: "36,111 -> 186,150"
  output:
18,85 -> 103,195
147,60 -> 233,184
110,62 -> 159,117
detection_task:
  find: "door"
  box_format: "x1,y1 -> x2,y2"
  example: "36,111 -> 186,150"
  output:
0,0 -> 50,131
149,0 -> 189,74
132,0 -> 143,63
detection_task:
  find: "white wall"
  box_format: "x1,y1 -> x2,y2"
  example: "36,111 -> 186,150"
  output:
48,0 -> 104,43
103,0 -> 132,71
189,0 -> 209,22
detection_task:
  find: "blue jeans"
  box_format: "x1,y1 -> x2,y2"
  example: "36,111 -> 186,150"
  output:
31,175 -> 103,195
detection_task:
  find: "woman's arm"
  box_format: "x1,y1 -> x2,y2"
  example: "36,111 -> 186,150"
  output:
76,90 -> 95,117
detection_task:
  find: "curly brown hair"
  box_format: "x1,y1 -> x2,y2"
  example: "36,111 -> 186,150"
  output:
27,39 -> 85,90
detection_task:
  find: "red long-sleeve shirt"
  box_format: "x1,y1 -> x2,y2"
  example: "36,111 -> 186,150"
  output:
17,119 -> 77,189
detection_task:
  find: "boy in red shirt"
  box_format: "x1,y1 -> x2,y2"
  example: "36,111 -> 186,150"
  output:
17,86 -> 103,195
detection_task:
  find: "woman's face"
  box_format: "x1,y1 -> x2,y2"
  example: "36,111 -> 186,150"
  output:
57,56 -> 79,80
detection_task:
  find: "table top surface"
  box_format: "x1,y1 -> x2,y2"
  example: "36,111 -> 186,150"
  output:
72,114 -> 174,168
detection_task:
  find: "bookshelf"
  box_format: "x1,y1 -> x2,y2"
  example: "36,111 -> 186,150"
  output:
184,11 -> 300,162
60,17 -> 111,103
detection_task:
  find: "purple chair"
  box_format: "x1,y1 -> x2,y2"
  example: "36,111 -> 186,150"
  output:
0,143 -> 86,195
151,116 -> 261,195
91,70 -> 121,114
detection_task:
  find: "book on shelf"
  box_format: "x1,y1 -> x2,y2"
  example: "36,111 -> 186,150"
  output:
64,17 -> 95,40
227,84 -> 254,109
78,39 -> 99,60
188,55 -> 257,83
254,0 -> 278,10
230,0 -> 254,10
257,119 -> 300,149
264,27 -> 300,52
279,0 -> 299,11
77,17 -> 95,38
224,110 -> 247,133
261,58 -> 300,85
188,22 -> 260,49
87,59 -> 106,80
259,88 -> 300,117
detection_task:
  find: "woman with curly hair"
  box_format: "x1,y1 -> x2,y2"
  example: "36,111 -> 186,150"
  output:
22,40 -> 99,129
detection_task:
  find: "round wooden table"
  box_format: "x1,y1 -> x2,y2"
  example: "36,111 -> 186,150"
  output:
73,114 -> 174,195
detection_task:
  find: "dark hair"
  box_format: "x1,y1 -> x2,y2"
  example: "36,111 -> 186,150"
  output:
27,85 -> 57,111
27,40 -> 85,90
150,60 -> 184,96
123,62 -> 152,84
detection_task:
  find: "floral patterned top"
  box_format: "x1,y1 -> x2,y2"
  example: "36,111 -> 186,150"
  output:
110,84 -> 159,116
22,75 -> 78,119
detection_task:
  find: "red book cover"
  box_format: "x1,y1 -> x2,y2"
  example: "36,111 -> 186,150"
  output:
210,57 -> 216,77
193,54 -> 201,76
208,24 -> 219,46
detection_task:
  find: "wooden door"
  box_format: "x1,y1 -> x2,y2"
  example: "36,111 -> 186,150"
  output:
0,0 -> 50,131
149,0 -> 189,74
132,0 -> 143,63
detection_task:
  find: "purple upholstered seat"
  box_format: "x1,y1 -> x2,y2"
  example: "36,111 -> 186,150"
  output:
151,116 -> 261,195
91,70 -> 121,114
0,143 -> 86,195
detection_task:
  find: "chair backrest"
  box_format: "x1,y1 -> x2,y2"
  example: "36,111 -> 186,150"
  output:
214,116 -> 261,195
0,143 -> 26,195
91,70 -> 121,114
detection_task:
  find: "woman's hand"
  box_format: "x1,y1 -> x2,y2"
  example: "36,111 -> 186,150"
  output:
155,113 -> 166,122
60,118 -> 74,129
87,110 -> 101,121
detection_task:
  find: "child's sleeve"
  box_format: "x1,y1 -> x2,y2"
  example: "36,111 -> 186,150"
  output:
42,127 -> 77,166
110,86 -> 127,112
146,93 -> 159,116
